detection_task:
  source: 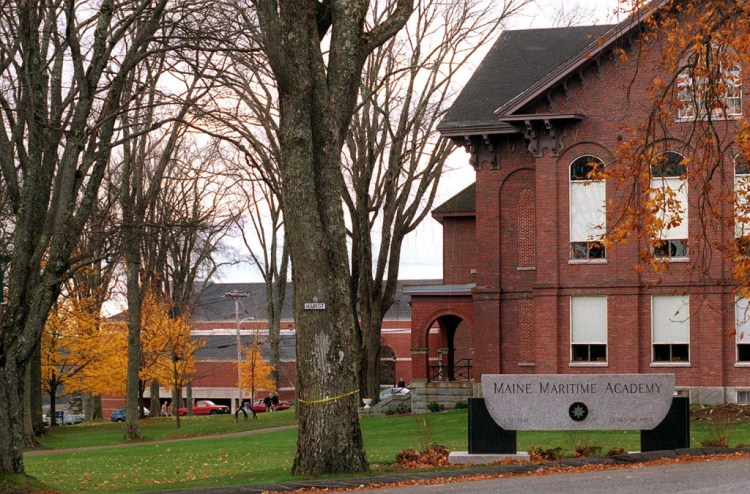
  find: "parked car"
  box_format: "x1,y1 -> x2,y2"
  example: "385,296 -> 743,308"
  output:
110,407 -> 150,422
178,400 -> 230,416
62,413 -> 85,425
250,399 -> 290,413
379,387 -> 410,401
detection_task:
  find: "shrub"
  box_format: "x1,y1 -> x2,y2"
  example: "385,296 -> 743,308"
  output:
426,402 -> 445,413
574,444 -> 602,458
701,438 -> 729,448
606,447 -> 628,456
395,444 -> 450,468
528,445 -> 564,462
454,401 -> 468,409
735,443 -> 749,449
384,403 -> 410,416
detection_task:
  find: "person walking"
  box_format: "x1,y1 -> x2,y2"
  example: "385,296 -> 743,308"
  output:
271,392 -> 279,411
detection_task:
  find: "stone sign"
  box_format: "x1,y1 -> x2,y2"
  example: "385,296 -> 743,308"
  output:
481,374 -> 674,430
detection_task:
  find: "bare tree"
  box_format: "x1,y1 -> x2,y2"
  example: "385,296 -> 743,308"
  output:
0,0 -> 172,474
344,0 -> 530,402
252,0 -> 413,475
232,167 -> 289,390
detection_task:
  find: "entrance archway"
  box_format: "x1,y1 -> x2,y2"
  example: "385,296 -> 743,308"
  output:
426,314 -> 473,382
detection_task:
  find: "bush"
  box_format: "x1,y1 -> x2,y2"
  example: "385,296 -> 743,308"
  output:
606,447 -> 628,457
454,401 -> 468,409
701,438 -> 729,448
528,445 -> 564,462
735,443 -> 750,449
384,403 -> 410,416
395,444 -> 450,468
426,402 -> 445,413
574,444 -> 602,457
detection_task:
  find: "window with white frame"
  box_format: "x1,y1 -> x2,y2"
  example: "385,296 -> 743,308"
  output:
570,296 -> 607,362
570,155 -> 606,260
652,295 -> 690,363
650,152 -> 688,259
735,155 -> 750,255
677,57 -> 742,120
736,297 -> 750,363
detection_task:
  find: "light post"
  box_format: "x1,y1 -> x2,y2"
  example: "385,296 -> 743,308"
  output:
225,290 -> 249,413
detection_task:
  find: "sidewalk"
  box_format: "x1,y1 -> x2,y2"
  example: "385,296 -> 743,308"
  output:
152,447 -> 750,494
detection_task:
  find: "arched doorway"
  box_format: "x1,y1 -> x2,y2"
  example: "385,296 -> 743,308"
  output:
426,314 -> 473,382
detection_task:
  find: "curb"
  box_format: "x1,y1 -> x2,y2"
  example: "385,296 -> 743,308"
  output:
152,447 -> 750,493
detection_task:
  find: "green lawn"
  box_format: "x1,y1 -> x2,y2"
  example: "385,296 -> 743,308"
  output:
22,410 -> 750,493
35,411 -> 298,450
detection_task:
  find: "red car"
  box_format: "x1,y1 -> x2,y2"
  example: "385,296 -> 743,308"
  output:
178,400 -> 230,416
251,399 -> 290,413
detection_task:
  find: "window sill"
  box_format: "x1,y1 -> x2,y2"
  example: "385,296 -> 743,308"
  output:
734,362 -> 750,367
517,267 -> 536,271
650,362 -> 691,367
517,362 -> 535,367
568,259 -> 607,265
676,115 -> 741,123
654,256 -> 689,263
569,361 -> 608,367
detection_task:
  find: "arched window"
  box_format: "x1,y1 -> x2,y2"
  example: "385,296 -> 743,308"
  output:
569,155 -> 606,260
650,152 -> 688,259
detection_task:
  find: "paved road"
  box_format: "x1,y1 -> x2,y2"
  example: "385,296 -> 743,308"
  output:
360,457 -> 750,494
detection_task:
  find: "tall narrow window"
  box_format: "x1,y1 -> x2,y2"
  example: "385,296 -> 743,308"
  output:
676,53 -> 742,119
570,296 -> 607,362
652,295 -> 690,363
570,155 -> 606,260
735,155 -> 750,255
736,297 -> 750,363
650,152 -> 688,259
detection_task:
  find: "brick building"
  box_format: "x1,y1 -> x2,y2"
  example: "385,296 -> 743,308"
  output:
113,280 -> 435,416
407,12 -> 750,407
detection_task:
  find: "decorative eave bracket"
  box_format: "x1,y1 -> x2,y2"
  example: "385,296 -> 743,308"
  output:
498,113 -> 584,158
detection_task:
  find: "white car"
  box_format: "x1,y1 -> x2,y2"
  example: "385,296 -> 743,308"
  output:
379,387 -> 410,400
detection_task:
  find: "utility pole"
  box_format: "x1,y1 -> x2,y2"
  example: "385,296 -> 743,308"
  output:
225,290 -> 249,413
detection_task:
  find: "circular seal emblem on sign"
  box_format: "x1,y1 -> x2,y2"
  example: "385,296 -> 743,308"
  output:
569,402 -> 588,422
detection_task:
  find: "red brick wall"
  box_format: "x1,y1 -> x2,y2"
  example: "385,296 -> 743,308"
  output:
442,217 -> 476,284
416,24 -> 750,398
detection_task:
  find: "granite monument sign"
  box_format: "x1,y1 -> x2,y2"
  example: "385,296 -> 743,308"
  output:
481,374 -> 675,430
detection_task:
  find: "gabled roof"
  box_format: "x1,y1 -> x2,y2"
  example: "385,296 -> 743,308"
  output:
432,183 -> 475,221
438,24 -> 614,135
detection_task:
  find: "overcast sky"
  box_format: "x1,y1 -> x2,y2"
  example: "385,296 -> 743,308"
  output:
218,1 -> 623,284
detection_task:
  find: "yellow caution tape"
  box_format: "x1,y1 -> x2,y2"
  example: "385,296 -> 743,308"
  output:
297,389 -> 360,405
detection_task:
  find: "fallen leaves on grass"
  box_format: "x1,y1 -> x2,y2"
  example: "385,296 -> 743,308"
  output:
277,452 -> 750,494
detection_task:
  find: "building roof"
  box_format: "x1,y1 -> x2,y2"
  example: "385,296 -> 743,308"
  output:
438,24 -> 615,135
432,183 -> 476,220
190,280 -> 437,323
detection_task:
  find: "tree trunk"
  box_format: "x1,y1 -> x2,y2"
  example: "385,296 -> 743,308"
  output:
124,235 -> 143,440
186,381 -> 193,417
175,387 -> 183,428
280,89 -> 367,476
359,305 -> 384,403
48,387 -> 57,427
0,358 -> 26,473
23,359 -> 41,447
83,393 -> 102,421
27,344 -> 44,437
150,380 -> 160,417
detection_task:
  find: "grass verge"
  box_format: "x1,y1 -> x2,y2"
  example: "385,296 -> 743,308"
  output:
22,409 -> 750,493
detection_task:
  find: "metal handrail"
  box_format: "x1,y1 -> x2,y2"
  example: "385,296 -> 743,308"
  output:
428,359 -> 472,382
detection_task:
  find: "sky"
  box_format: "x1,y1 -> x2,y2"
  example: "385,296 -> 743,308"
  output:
218,0 -> 623,284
